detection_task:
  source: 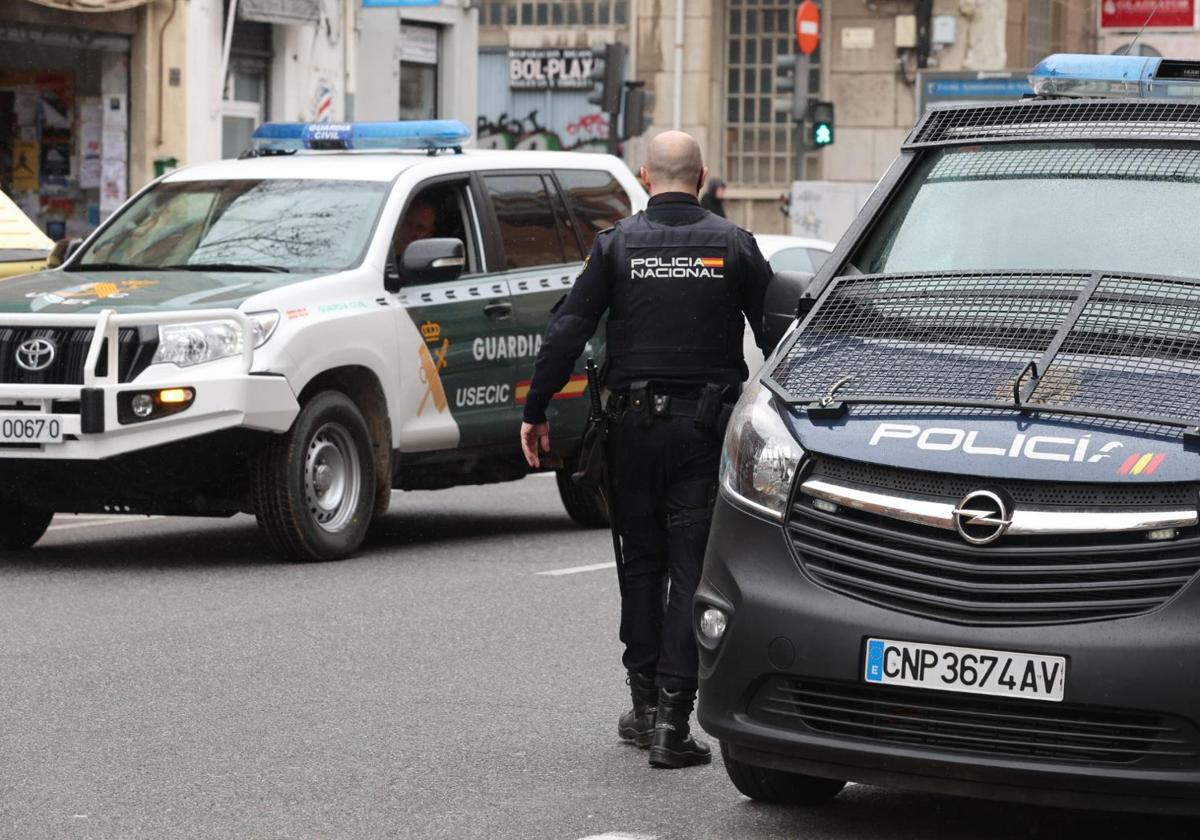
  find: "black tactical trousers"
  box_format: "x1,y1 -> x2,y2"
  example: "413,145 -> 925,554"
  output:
608,409 -> 722,692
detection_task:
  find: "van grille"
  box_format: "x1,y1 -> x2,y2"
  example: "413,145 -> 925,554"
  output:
787,458 -> 1200,625
751,677 -> 1199,766
0,326 -> 157,385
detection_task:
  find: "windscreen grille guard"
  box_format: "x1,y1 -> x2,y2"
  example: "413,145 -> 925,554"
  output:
766,270 -> 1200,440
907,99 -> 1200,148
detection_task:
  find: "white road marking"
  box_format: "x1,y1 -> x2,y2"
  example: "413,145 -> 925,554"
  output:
48,516 -> 163,532
538,561 -> 616,576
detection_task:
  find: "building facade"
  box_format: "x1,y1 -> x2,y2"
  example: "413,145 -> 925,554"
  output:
481,0 -> 1099,234
1,0 -> 478,240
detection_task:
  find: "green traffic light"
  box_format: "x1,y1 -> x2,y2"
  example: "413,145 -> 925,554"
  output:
813,124 -> 833,146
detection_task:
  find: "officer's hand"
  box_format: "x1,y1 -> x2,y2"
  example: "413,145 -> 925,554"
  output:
520,421 -> 551,468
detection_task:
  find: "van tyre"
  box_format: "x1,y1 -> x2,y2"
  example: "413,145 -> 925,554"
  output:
720,743 -> 846,805
255,391 -> 375,562
0,497 -> 53,550
556,465 -> 610,528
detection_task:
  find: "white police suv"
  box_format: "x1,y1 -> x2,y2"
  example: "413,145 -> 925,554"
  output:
0,121 -> 645,560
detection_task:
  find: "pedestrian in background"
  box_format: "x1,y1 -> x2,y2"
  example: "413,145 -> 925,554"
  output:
519,131 -> 774,769
700,177 -> 727,218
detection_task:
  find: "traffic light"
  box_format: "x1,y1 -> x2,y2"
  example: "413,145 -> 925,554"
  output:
588,43 -> 627,114
621,81 -> 655,140
773,54 -> 807,122
809,100 -> 835,148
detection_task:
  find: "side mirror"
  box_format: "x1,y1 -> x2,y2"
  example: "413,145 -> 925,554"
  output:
762,270 -> 815,352
46,237 -> 83,269
391,238 -> 465,291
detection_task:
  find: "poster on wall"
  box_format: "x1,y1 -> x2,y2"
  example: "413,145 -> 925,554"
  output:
79,99 -> 103,189
1100,0 -> 1196,30
11,139 -> 39,192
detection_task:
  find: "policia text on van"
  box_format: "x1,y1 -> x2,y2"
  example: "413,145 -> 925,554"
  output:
698,54 -> 1200,815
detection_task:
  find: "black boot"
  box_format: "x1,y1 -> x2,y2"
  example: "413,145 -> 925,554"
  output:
648,688 -> 711,768
618,672 -> 658,748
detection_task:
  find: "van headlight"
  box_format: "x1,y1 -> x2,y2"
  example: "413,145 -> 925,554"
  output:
151,311 -> 278,367
720,380 -> 804,519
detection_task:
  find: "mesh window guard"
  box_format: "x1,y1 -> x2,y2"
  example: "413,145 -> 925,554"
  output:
766,271 -> 1200,438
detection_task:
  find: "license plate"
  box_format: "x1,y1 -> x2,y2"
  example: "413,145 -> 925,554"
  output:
864,638 -> 1066,703
0,414 -> 64,445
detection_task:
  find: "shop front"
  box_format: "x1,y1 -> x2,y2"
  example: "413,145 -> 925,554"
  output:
0,6 -> 134,241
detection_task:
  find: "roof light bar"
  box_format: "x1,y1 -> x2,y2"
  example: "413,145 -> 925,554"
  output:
250,120 -> 472,153
1030,54 -> 1200,100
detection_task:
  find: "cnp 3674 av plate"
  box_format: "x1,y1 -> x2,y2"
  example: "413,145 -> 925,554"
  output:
864,638 -> 1066,703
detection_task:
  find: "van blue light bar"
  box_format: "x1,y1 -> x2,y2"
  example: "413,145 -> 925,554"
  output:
251,120 -> 472,152
1030,54 -> 1200,99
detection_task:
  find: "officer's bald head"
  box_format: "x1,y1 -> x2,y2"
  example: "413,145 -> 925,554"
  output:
641,130 -> 708,198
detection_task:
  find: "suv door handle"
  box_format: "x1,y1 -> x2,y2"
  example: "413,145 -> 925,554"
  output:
483,301 -> 513,320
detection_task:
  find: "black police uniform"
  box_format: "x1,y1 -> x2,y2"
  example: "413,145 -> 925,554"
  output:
523,191 -> 774,767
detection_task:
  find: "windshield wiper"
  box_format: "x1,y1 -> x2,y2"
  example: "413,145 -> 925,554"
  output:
162,262 -> 291,274
72,262 -> 162,271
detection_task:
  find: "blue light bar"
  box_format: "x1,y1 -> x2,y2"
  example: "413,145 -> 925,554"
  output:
251,120 -> 472,152
1030,54 -> 1200,99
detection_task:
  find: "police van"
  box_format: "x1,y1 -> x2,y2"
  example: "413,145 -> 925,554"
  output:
0,121 -> 645,561
699,55 -> 1200,814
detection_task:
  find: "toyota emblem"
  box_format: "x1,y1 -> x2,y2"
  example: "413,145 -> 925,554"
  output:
952,489 -> 1012,545
14,337 -> 57,372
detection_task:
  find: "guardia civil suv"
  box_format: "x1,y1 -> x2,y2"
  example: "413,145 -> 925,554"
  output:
699,55 -> 1200,814
0,121 -> 644,560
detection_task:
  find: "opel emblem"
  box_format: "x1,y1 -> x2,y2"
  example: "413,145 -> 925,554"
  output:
14,338 -> 57,372
952,489 -> 1012,545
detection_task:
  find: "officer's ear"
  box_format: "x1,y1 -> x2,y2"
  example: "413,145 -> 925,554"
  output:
638,166 -> 651,192
698,166 -> 709,195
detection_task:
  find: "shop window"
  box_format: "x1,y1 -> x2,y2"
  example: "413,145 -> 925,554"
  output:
222,60 -> 268,159
484,174 -> 567,270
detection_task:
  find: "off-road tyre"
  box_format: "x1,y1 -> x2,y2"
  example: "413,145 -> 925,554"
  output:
254,391 -> 375,562
555,465 -> 610,528
721,742 -> 846,806
0,497 -> 53,550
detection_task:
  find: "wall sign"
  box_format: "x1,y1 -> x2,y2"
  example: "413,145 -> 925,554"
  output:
508,49 -> 596,90
1100,0 -> 1195,30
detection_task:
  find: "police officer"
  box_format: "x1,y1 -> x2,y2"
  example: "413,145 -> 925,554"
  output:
519,130 -> 774,769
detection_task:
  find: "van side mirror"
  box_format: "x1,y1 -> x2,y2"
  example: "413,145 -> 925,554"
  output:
46,237 -> 83,269
391,238 -> 465,291
762,270 -> 815,352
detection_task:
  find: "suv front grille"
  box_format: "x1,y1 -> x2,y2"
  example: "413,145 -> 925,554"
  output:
0,326 -> 157,385
751,677 -> 1200,766
787,458 -> 1200,625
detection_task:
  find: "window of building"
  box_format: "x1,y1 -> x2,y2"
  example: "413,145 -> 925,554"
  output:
725,0 -> 818,187
484,174 -> 569,270
478,0 -> 627,28
1025,0 -> 1068,70
221,17 -> 272,160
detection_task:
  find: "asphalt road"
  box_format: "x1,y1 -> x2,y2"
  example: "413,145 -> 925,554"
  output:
2,476 -> 1198,840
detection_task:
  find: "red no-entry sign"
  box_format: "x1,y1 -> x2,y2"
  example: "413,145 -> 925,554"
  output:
796,1 -> 820,56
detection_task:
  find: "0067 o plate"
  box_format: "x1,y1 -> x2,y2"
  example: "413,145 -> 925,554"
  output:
0,414 -> 64,445
864,638 -> 1066,703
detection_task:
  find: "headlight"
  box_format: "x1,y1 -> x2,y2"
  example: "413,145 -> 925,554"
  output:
151,311 -> 278,368
720,379 -> 804,519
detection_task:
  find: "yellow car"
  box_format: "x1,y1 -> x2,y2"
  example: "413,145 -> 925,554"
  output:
0,191 -> 53,279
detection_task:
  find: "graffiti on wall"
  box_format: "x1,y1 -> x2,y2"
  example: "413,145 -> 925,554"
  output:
476,110 -> 610,153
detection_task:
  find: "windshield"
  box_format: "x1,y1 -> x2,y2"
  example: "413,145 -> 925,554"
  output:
855,143 -> 1200,278
77,179 -> 389,273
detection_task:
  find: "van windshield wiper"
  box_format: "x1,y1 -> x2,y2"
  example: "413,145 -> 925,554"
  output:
162,262 -> 291,274
72,262 -> 164,271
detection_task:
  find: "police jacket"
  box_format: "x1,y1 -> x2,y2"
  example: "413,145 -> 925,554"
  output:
522,192 -> 775,425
